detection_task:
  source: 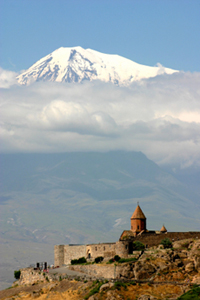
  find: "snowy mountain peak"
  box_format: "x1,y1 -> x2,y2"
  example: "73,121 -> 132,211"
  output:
17,47 -> 178,86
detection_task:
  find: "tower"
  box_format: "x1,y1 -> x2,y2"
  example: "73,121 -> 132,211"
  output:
160,225 -> 167,233
130,204 -> 146,234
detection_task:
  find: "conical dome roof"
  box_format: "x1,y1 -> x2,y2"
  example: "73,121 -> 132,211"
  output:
160,225 -> 167,232
131,205 -> 146,219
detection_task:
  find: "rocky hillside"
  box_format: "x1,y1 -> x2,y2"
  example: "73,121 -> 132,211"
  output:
1,238 -> 200,300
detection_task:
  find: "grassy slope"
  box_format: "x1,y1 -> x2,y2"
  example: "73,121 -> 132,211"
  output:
177,286 -> 200,299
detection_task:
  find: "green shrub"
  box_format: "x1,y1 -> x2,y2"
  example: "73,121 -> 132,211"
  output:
114,255 -> 121,261
84,281 -> 103,299
122,235 -> 129,240
146,257 -> 150,261
91,279 -> 99,287
118,257 -> 137,263
177,286 -> 200,299
94,256 -> 104,263
107,258 -> 115,264
71,257 -> 87,265
107,256 -> 137,264
75,277 -> 80,281
160,238 -> 172,249
132,241 -> 145,250
114,281 -> 127,290
46,276 -> 49,282
14,270 -> 21,280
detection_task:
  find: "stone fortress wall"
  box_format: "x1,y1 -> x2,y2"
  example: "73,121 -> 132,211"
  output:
132,231 -> 200,247
54,204 -> 200,267
54,241 -> 129,267
54,232 -> 200,267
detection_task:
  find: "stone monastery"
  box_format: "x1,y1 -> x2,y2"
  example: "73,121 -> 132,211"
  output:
54,204 -> 199,267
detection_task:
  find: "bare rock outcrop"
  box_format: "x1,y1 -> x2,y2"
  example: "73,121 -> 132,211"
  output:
185,262 -> 195,272
99,282 -> 114,292
134,262 -> 156,280
194,256 -> 200,270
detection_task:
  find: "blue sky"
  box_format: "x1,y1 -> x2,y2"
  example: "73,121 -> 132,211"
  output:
1,0 -> 200,72
0,0 -> 200,169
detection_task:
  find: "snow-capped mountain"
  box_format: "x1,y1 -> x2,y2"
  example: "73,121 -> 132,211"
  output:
17,46 -> 178,86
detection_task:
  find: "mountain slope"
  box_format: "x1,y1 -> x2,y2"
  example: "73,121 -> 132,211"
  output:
0,151 -> 200,289
1,151 -> 199,245
17,47 -> 178,86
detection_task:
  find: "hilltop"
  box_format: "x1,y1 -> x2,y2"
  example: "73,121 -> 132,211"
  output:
1,151 -> 200,289
1,238 -> 200,300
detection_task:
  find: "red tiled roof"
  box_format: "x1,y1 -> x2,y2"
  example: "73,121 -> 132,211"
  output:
131,205 -> 146,219
160,225 -> 167,232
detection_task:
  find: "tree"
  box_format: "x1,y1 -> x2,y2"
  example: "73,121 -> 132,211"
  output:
14,270 -> 21,280
133,241 -> 145,250
71,257 -> 87,265
114,255 -> 121,261
94,256 -> 104,263
161,238 -> 172,249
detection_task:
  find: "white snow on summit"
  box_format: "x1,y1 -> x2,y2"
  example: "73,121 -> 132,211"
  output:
17,46 -> 178,86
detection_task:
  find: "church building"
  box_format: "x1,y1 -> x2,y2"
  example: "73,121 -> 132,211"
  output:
130,203 -> 146,234
54,203 -> 171,267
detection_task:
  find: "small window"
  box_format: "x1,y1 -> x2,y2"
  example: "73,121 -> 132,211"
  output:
103,246 -> 105,251
126,245 -> 128,249
95,247 -> 97,251
137,225 -> 139,230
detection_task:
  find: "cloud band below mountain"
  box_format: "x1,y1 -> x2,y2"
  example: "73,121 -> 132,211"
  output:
0,71 -> 200,169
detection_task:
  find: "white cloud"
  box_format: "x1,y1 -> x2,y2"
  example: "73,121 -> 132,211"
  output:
0,71 -> 200,169
0,68 -> 18,88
